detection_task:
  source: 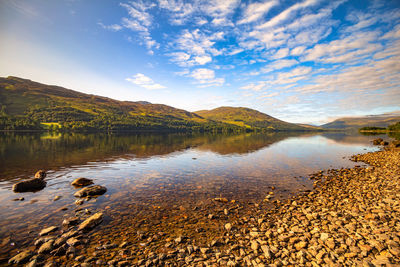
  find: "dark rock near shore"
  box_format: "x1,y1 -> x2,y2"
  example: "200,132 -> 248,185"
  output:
12,178 -> 46,193
34,170 -> 46,179
74,185 -> 107,198
372,138 -> 383,145
71,178 -> 94,187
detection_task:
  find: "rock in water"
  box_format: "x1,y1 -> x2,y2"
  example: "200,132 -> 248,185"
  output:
71,177 -> 93,187
74,185 -> 107,197
8,250 -> 32,264
12,178 -> 46,193
39,226 -> 58,236
34,170 -> 46,179
78,212 -> 103,231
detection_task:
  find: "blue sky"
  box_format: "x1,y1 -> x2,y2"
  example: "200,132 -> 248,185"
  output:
0,0 -> 399,125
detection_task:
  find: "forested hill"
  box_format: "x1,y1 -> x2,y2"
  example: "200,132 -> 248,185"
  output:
0,76 -> 312,132
195,107 -> 309,131
0,76 -> 238,132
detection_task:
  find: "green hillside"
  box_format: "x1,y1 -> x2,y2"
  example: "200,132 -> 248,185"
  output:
195,107 -> 310,131
0,76 -> 241,132
321,112 -> 400,130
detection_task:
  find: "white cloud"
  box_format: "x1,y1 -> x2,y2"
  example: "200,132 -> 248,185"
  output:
194,55 -> 212,65
158,0 -> 195,25
261,59 -> 298,73
98,22 -> 123,31
257,0 -> 319,30
201,0 -> 240,27
126,73 -> 166,90
303,31 -> 380,62
291,46 -> 306,56
240,81 -> 267,91
190,68 -> 225,87
261,92 -> 280,98
271,47 -> 289,59
296,54 -> 400,94
120,2 -> 153,27
238,0 -> 278,24
227,48 -> 244,56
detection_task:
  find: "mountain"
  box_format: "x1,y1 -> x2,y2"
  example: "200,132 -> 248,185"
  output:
195,107 -> 310,131
0,76 -> 239,132
321,112 -> 400,130
0,76 -> 317,132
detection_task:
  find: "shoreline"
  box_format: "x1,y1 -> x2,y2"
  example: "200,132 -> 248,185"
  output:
5,144 -> 400,266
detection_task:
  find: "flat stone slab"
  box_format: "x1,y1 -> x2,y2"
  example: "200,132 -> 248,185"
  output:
74,185 -> 107,198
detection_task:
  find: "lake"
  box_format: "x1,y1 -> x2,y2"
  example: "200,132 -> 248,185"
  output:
0,131 -> 383,260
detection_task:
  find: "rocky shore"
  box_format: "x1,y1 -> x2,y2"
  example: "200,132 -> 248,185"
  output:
7,142 -> 400,266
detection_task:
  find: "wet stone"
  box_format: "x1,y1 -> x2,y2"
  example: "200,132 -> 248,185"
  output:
39,226 -> 58,236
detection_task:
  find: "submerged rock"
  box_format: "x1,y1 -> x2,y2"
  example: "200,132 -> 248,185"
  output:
78,212 -> 103,231
8,250 -> 32,264
12,178 -> 46,193
71,178 -> 94,187
74,185 -> 107,198
39,226 -> 58,236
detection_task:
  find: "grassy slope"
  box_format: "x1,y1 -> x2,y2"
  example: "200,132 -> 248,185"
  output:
0,76 -> 205,123
195,106 -> 310,131
321,114 -> 400,130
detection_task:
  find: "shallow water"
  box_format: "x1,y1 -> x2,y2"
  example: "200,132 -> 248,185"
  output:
0,131 -> 384,258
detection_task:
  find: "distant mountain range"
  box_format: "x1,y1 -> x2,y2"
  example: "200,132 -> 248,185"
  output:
2,76 -> 396,132
0,76 -> 312,132
321,112 -> 400,130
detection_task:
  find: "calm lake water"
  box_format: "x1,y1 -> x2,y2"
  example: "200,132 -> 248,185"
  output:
0,131 -> 384,259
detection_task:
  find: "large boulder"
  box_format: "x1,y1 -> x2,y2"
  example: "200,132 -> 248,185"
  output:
78,212 -> 103,231
34,170 -> 47,179
74,185 -> 107,198
71,177 -> 93,187
12,178 -> 46,193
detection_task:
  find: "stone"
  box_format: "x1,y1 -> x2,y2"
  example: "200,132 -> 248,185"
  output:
295,241 -> 307,250
251,240 -> 259,251
225,223 -> 232,231
34,170 -> 46,179
66,237 -> 80,246
74,185 -> 107,198
38,240 -> 54,254
71,178 -> 94,187
53,196 -> 62,201
320,233 -> 329,241
200,247 -> 210,254
78,212 -> 103,231
213,197 -> 228,202
26,259 -> 38,267
51,244 -> 67,256
39,226 -> 58,236
62,217 -> 80,227
261,245 -> 272,259
12,178 -> 46,192
8,250 -> 32,264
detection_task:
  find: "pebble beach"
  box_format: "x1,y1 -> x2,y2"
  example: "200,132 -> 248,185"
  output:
7,141 -> 400,266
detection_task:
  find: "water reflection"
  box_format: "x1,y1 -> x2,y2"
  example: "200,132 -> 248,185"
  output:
0,132 -> 308,183
0,131 -> 384,259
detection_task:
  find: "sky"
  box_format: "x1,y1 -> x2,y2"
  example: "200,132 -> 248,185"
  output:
0,0 -> 399,125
